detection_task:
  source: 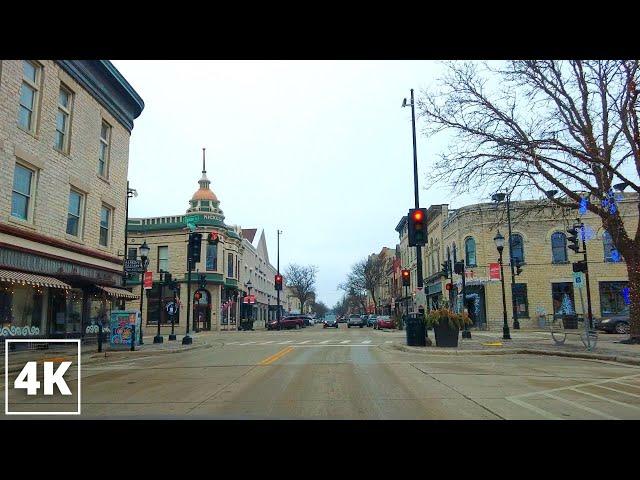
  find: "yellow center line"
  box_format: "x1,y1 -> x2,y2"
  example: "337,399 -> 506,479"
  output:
258,346 -> 294,366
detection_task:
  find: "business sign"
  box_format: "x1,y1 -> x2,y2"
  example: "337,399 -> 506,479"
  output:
489,263 -> 501,281
573,272 -> 585,289
415,287 -> 427,309
143,271 -> 153,289
124,259 -> 145,273
109,310 -> 140,349
243,295 -> 256,304
166,301 -> 178,316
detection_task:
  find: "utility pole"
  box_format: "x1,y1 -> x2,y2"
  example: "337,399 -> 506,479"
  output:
277,229 -> 282,323
506,192 -> 521,329
409,89 -> 424,289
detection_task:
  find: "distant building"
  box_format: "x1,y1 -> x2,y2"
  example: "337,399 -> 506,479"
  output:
0,60 -> 143,336
239,229 -> 279,323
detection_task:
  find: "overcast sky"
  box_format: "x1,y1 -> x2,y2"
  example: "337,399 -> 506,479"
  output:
112,60 -> 481,307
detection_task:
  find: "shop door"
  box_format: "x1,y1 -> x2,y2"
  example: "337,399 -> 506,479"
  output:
193,289 -> 211,331
464,286 -> 486,328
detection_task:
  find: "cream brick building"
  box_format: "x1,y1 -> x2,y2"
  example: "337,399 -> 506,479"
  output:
432,194 -> 638,330
0,60 -> 143,336
125,158 -> 243,334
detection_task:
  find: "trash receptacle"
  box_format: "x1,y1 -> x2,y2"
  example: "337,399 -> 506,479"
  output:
405,313 -> 427,347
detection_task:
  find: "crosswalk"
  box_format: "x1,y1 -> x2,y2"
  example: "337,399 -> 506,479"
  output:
225,338 -> 384,347
506,373 -> 640,420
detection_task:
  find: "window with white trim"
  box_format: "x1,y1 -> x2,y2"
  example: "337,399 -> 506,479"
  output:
99,205 -> 112,247
66,189 -> 84,237
98,120 -> 111,177
55,85 -> 73,153
18,61 -> 41,133
11,163 -> 36,221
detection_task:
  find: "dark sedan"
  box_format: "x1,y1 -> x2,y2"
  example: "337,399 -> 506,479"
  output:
595,314 -> 630,334
323,314 -> 339,328
366,315 -> 377,327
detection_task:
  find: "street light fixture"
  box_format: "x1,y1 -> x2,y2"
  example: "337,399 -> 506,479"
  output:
613,182 -> 629,192
244,280 -> 253,330
491,190 -> 520,330
138,240 -> 150,345
494,231 -> 511,340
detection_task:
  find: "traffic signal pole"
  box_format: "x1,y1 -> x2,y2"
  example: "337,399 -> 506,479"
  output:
277,230 -> 281,323
506,193 -> 520,329
580,221 -> 594,328
409,89 -> 424,289
183,236 -> 193,345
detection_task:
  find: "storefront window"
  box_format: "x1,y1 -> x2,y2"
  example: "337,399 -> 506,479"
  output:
599,281 -> 629,315
512,283 -> 529,317
66,288 -> 83,333
0,283 -> 45,331
552,282 -> 575,317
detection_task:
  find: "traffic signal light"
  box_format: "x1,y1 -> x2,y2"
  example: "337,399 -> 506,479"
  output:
199,274 -> 207,289
515,261 -> 523,275
407,208 -> 428,247
572,260 -> 588,273
401,269 -> 410,286
567,226 -> 580,253
207,232 -> 219,244
454,261 -> 465,275
274,274 -> 283,290
440,260 -> 450,278
189,233 -> 202,263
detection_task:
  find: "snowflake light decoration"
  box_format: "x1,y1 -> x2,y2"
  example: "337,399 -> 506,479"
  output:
610,249 -> 622,262
579,197 -> 589,215
600,188 -> 619,215
622,287 -> 630,306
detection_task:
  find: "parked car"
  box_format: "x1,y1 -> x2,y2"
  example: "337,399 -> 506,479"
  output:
366,315 -> 378,327
301,315 -> 313,326
338,315 -> 348,323
275,316 -> 305,330
348,314 -> 366,328
323,314 -> 339,328
374,315 -> 395,330
595,313 -> 630,334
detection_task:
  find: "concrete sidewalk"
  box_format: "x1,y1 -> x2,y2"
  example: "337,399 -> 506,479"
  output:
389,329 -> 640,365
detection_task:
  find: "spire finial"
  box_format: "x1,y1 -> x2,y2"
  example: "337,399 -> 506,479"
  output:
202,147 -> 206,173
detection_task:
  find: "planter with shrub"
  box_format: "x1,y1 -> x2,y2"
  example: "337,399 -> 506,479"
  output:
424,308 -> 472,348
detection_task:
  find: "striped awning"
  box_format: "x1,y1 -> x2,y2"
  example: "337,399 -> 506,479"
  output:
95,285 -> 139,300
0,269 -> 71,290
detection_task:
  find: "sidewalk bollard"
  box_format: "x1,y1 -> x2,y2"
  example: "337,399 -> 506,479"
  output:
98,323 -> 103,353
131,324 -> 136,352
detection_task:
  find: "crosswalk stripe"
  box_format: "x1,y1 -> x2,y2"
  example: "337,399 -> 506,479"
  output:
237,341 -> 257,346
362,340 -> 371,344
320,340 -> 330,344
277,340 -> 293,344
298,340 -> 311,344
226,341 -> 240,345
340,340 -> 350,344
258,341 -> 276,345
542,393 -> 619,420
385,341 -> 392,343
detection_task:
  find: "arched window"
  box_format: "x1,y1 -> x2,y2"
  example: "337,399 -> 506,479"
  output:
465,237 -> 476,267
603,231 -> 614,261
510,234 -> 524,264
551,232 -> 567,263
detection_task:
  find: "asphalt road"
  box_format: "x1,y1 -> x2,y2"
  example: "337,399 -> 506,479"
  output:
4,324 -> 640,419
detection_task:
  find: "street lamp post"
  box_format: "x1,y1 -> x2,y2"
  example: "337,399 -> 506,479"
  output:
122,182 -> 137,294
492,191 -> 520,330
138,240 -> 150,345
245,280 -> 253,330
494,231 -> 512,340
277,229 -> 282,326
154,272 -> 165,344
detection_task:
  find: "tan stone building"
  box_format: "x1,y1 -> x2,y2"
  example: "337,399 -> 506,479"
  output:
125,158 -> 243,334
284,286 -> 314,314
395,215 -> 417,312
0,60 -> 143,336
432,193 -> 638,330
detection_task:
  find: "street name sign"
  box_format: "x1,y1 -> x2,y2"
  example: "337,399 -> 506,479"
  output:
124,259 -> 145,273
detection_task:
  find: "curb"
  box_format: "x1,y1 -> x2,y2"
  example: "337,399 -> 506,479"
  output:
387,343 -> 640,366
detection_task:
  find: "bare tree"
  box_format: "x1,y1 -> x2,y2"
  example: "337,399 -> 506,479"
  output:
285,264 -> 318,315
418,60 -> 640,343
340,255 -> 387,311
312,300 -> 329,318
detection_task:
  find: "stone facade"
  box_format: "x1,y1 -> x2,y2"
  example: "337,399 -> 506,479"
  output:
0,60 -> 143,335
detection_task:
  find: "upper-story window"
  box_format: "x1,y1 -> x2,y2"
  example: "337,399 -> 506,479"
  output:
157,246 -> 169,272
227,253 -> 234,278
98,120 -> 112,178
66,189 -> 84,237
11,163 -> 36,221
55,85 -> 73,153
465,237 -> 477,267
510,234 -> 525,264
551,232 -> 568,263
99,205 -> 112,247
127,248 -> 138,260
18,61 -> 41,133
206,243 -> 217,271
603,231 -> 615,262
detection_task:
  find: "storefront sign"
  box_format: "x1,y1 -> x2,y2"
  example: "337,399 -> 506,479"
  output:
109,310 -> 140,348
489,263 -> 501,281
124,259 -> 145,273
143,271 -> 153,289
242,295 -> 256,304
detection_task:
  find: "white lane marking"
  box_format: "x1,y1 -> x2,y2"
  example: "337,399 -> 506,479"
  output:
277,340 -> 293,345
385,341 -> 392,343
237,341 -> 257,346
543,393 -> 619,420
511,373 -> 640,399
340,340 -> 350,344
614,380 -> 640,389
319,340 -> 330,344
293,345 -> 374,347
570,387 -> 640,411
257,341 -> 276,345
506,397 -> 561,420
298,340 -> 311,344
592,384 -> 640,398
362,340 -> 371,344
226,341 -> 240,345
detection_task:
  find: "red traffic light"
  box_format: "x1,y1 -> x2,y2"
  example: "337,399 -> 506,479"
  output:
402,269 -> 410,278
445,283 -> 452,291
412,210 -> 424,222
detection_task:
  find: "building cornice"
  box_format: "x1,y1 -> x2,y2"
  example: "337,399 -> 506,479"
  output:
56,60 -> 144,132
